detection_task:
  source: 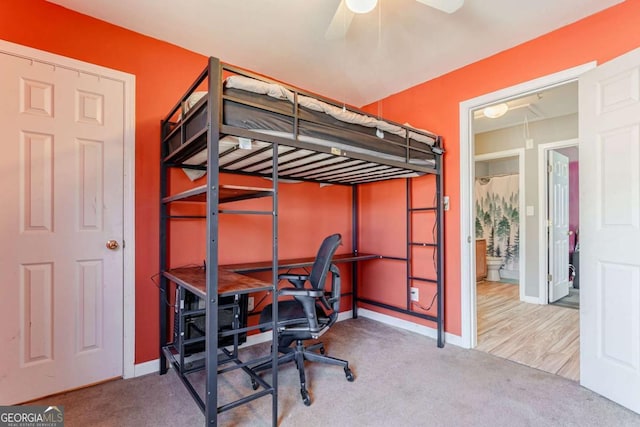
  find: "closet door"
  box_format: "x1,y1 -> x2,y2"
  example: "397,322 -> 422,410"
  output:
0,50 -> 125,404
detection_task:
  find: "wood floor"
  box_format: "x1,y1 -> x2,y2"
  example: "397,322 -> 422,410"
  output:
476,281 -> 580,381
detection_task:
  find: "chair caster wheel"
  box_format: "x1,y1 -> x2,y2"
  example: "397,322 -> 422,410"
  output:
345,367 -> 355,382
301,389 -> 311,406
251,379 -> 259,390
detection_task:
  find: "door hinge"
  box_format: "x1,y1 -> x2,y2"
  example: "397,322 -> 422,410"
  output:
547,219 -> 552,227
547,273 -> 553,282
122,239 -> 126,249
548,163 -> 553,174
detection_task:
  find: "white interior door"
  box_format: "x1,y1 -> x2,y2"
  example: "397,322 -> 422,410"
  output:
580,47 -> 640,413
548,150 -> 570,302
0,52 -> 125,404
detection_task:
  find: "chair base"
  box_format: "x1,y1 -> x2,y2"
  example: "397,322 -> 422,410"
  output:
252,339 -> 354,406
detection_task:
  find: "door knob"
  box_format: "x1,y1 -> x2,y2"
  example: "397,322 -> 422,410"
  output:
106,240 -> 119,250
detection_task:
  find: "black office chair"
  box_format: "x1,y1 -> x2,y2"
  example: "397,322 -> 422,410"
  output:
254,233 -> 354,406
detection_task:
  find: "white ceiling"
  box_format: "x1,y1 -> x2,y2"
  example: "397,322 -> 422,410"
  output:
47,0 -> 622,107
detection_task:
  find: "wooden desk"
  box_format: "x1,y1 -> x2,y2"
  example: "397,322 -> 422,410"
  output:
222,253 -> 381,273
163,267 -> 272,299
165,253 -> 380,317
222,253 -> 380,319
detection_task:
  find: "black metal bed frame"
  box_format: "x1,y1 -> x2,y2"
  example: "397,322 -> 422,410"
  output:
159,57 -> 445,426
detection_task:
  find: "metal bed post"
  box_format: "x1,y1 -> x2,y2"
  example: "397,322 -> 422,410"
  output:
436,144 -> 445,348
205,56 -> 222,426
159,121 -> 169,375
351,184 -> 359,318
406,178 -> 412,312
270,141 -> 279,426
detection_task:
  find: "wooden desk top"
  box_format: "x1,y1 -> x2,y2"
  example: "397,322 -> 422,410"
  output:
222,253 -> 381,273
164,253 -> 380,298
163,267 -> 272,299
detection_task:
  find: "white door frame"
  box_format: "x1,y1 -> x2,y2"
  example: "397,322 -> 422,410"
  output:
459,62 -> 595,348
0,39 -> 136,379
537,139 -> 579,304
474,149 -> 526,298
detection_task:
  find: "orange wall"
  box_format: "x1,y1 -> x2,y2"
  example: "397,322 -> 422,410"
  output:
0,0 -> 352,364
360,0 -> 640,335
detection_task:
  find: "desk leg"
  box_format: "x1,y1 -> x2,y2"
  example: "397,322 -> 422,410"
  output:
352,185 -> 359,319
352,262 -> 358,318
159,276 -> 168,374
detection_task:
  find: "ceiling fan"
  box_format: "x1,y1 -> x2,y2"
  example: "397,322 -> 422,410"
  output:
326,0 -> 464,40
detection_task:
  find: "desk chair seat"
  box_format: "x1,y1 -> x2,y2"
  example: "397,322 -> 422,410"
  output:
253,233 -> 354,406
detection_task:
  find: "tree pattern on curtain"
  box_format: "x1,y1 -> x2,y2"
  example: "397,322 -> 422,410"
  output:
475,174 -> 520,277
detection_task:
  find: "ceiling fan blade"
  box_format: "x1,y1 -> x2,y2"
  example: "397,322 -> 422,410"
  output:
416,0 -> 464,14
325,0 -> 355,40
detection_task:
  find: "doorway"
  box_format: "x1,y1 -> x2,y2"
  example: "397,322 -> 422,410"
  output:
461,48 -> 640,414
471,90 -> 580,380
459,63 -> 594,351
538,142 -> 580,310
461,68 -> 588,381
474,151 -> 525,297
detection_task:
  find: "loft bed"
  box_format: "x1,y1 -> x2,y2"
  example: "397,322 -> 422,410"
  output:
162,62 -> 442,185
159,57 -> 444,426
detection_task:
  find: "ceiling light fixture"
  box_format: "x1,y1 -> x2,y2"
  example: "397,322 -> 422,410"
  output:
483,103 -> 509,119
345,0 -> 378,14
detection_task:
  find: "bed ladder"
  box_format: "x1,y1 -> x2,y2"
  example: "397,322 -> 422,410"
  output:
406,177 -> 444,348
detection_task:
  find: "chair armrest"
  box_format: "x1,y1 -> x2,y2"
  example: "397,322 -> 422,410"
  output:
278,273 -> 309,289
278,273 -> 309,281
279,287 -> 324,298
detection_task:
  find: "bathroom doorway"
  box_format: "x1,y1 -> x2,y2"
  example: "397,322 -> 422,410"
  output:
474,152 -> 524,294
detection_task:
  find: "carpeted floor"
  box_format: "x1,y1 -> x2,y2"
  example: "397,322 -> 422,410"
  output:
29,317 -> 638,426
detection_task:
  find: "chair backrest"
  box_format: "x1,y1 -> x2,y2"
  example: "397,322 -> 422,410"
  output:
308,233 -> 342,291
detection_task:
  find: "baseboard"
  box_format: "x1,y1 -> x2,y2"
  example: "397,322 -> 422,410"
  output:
500,270 -> 519,280
134,310 -> 356,376
522,295 -> 543,304
357,308 -> 465,348
133,359 -> 160,377
338,309 -> 354,322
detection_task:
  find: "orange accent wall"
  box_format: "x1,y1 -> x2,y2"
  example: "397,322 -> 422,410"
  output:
0,0 -> 352,364
360,0 -> 640,335
2,0 -> 640,363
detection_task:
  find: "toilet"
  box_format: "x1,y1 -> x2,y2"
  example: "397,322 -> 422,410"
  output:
486,256 -> 504,281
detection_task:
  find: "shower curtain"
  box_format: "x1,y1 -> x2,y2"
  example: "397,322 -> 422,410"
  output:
475,174 -> 520,279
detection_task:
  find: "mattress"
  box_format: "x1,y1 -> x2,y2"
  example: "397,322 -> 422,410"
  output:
168,75 -> 439,183
224,75 -> 436,145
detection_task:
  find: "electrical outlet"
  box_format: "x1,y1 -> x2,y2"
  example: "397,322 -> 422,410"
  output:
248,296 -> 255,311
410,287 -> 419,302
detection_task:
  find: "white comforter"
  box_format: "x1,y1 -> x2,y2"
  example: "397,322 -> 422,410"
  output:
223,75 -> 435,146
